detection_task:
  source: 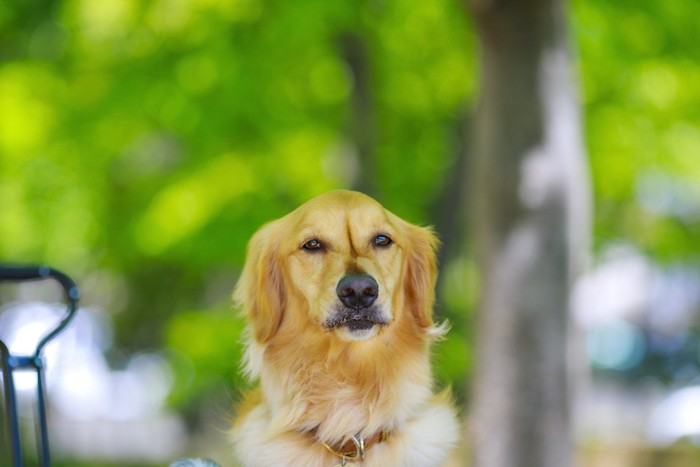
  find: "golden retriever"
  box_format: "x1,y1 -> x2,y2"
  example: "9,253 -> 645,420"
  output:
230,190 -> 459,466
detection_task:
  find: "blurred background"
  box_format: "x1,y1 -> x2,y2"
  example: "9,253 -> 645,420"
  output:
0,0 -> 699,466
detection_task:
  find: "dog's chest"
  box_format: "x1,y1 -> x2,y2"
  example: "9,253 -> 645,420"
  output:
277,369 -> 431,439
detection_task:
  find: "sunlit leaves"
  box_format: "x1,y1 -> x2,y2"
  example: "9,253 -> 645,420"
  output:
573,0 -> 700,257
176,54 -> 220,95
0,179 -> 35,257
134,155 -> 257,255
165,309 -> 247,406
0,64 -> 57,155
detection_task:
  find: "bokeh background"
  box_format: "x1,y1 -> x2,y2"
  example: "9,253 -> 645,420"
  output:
1,0 -> 700,465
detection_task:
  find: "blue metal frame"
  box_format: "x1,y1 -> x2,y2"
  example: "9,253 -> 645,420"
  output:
0,265 -> 80,467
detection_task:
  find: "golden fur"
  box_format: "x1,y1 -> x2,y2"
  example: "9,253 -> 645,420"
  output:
230,190 -> 459,466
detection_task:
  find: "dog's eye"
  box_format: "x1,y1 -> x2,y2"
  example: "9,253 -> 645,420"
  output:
302,239 -> 322,251
374,235 -> 392,247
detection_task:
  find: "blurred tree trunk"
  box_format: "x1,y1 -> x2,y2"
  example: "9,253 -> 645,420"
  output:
431,113 -> 470,271
466,0 -> 590,466
340,33 -> 378,198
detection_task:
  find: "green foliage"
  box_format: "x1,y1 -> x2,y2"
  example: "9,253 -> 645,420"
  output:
572,0 -> 700,259
165,308 -> 248,408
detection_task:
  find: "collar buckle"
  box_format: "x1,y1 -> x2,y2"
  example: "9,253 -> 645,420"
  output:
322,431 -> 388,464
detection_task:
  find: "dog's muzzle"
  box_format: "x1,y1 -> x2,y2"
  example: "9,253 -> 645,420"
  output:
325,274 -> 388,331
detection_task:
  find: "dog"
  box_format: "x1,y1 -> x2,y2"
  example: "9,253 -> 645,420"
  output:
230,190 -> 459,466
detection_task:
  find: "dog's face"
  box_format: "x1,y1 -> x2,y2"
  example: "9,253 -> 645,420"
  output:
235,190 -> 438,344
285,192 -> 403,341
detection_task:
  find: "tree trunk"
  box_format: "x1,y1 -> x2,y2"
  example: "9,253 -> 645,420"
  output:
340,33 -> 379,199
467,0 -> 590,466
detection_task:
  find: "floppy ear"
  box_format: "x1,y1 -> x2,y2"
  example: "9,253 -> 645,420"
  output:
402,223 -> 440,330
234,223 -> 286,343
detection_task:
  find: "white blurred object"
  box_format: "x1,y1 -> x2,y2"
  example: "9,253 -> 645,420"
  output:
648,386 -> 700,446
572,243 -> 700,448
573,243 -> 700,334
0,302 -> 187,462
572,244 -> 654,329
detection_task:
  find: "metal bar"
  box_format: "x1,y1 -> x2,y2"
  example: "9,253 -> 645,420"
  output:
0,264 -> 81,467
1,341 -> 22,467
35,363 -> 50,467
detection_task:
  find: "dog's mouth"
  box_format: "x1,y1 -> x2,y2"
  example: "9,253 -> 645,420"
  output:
324,306 -> 389,332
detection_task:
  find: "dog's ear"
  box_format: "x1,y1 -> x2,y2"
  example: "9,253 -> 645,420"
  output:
234,223 -> 286,343
401,222 -> 439,330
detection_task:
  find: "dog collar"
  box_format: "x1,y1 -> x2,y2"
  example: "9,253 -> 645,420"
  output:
321,430 -> 389,465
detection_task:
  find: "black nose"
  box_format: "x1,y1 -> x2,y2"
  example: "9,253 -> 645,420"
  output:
336,274 -> 379,309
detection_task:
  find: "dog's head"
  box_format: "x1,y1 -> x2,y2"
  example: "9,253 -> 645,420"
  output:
234,190 -> 439,344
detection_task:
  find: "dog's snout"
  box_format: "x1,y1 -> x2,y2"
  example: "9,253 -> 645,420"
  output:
336,274 -> 379,309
